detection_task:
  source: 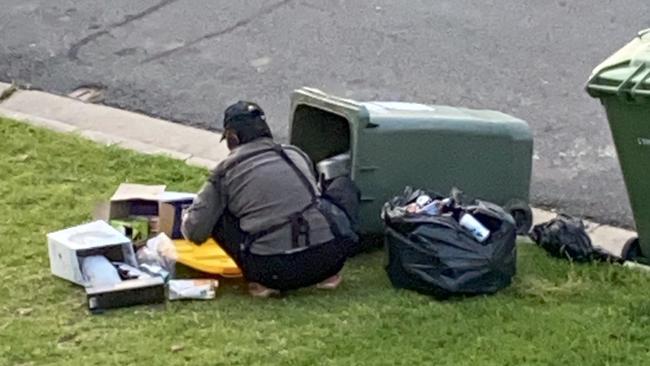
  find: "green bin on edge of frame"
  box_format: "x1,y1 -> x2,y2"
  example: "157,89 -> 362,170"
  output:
587,29 -> 650,261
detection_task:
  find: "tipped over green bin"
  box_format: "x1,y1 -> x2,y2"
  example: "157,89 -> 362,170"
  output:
288,87 -> 533,236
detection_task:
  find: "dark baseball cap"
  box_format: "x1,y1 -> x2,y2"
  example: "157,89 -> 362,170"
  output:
220,101 -> 272,143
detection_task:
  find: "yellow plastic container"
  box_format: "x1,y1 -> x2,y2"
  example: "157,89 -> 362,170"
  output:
173,239 -> 242,277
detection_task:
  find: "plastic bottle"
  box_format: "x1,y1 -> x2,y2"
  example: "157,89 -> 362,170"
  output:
459,213 -> 491,243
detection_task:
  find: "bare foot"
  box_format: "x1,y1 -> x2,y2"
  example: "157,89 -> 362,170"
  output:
248,282 -> 280,298
316,274 -> 343,290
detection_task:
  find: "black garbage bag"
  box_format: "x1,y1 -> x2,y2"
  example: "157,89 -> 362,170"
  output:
382,187 -> 517,299
529,214 -> 621,263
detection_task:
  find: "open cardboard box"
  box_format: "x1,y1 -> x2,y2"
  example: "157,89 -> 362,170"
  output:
94,183 -> 196,240
47,220 -> 138,286
47,220 -> 166,312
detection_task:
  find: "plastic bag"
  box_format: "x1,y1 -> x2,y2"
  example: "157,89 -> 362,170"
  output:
81,256 -> 122,287
136,233 -> 178,279
383,187 -> 517,299
529,214 -> 620,263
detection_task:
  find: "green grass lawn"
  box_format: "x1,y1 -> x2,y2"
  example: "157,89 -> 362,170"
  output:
2,118 -> 650,365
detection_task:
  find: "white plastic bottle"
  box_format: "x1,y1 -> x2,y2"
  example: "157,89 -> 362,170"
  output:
459,213 -> 491,243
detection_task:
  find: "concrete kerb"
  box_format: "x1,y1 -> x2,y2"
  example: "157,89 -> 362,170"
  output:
0,87 -> 637,257
0,107 -> 79,133
79,130 -> 126,146
0,104 -> 195,161
186,157 -> 219,170
117,138 -> 193,161
0,89 -> 230,161
531,208 -> 557,227
590,225 -> 637,257
0,81 -> 14,97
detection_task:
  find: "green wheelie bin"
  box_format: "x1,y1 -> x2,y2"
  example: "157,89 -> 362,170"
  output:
587,29 -> 650,261
288,87 -> 534,237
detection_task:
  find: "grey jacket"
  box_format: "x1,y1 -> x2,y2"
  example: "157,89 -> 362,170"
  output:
181,138 -> 334,255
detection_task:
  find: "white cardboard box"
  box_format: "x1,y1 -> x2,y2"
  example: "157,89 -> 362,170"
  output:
47,220 -> 137,286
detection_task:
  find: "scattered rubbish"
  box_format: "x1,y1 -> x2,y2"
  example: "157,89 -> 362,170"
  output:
139,263 -> 171,282
623,261 -> 650,272
114,262 -> 150,279
168,279 -> 218,300
9,154 -> 30,163
68,86 -> 104,103
529,214 -> 621,263
383,187 -> 517,299
17,308 -> 33,316
57,332 -> 78,344
46,220 -> 170,312
137,233 -> 178,279
170,344 -> 185,353
46,183 -> 240,313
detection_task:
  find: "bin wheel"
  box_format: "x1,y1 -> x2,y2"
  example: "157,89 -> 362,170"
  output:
504,199 -> 533,235
621,237 -> 642,262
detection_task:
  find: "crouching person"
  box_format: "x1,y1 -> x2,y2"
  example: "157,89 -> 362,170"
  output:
182,101 -> 360,297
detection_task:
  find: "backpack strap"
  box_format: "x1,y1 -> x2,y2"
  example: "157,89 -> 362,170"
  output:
271,144 -> 319,202
242,145 -> 319,250
210,147 -> 276,183
214,143 -> 346,254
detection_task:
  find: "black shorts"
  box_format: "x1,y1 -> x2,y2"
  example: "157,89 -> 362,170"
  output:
212,175 -> 360,291
240,238 -> 351,291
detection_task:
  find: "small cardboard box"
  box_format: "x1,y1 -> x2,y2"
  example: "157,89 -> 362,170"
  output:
47,221 -> 137,286
95,184 -> 195,240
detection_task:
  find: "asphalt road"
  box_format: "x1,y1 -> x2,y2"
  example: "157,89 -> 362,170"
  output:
1,0 -> 649,227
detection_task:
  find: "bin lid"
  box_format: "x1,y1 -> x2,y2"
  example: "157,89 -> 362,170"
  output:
361,101 -> 525,127
291,87 -> 528,134
173,239 -> 242,277
587,29 -> 650,98
361,101 -> 437,114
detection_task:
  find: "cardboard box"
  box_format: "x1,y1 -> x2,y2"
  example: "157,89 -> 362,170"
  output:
159,199 -> 193,239
94,184 -> 165,222
47,221 -> 137,286
86,276 -> 166,314
95,184 -> 195,240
